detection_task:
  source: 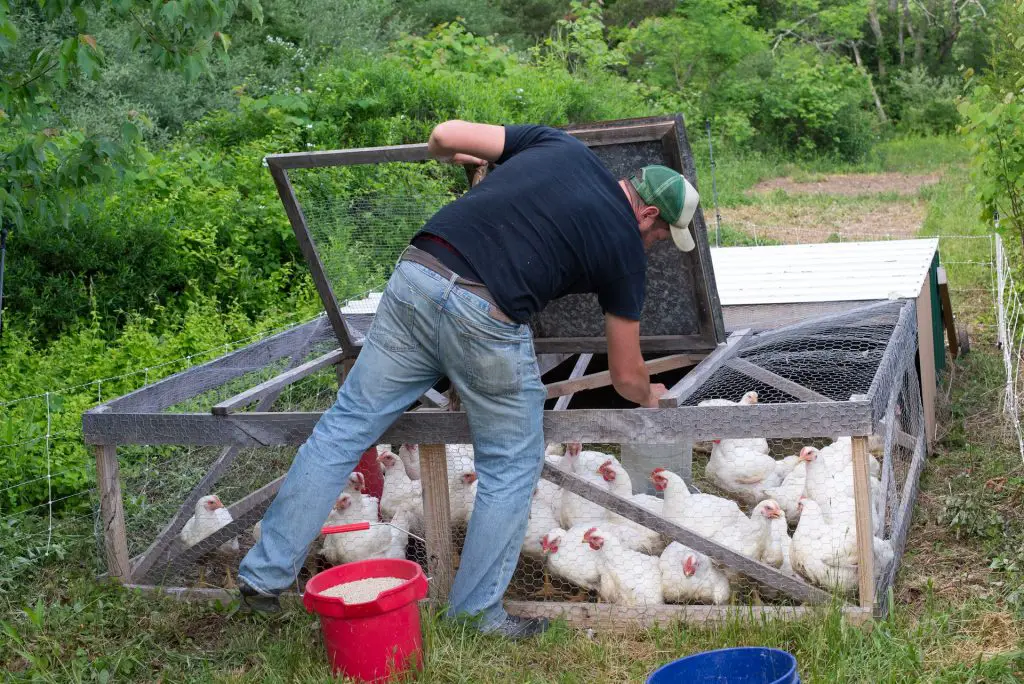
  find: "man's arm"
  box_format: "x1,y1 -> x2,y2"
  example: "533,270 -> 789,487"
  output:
605,314 -> 666,408
427,120 -> 506,165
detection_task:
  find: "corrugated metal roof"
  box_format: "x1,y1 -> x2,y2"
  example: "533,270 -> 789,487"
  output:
710,238 -> 939,306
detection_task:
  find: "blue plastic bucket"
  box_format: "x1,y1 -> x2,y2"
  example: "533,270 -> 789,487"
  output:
646,647 -> 799,684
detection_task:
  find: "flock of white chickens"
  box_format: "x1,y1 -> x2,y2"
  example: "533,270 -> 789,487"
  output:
178,390 -> 893,607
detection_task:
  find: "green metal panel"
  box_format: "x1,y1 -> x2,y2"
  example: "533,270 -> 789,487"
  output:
930,252 -> 945,374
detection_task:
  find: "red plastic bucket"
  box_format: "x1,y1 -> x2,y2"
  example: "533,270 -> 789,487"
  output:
303,558 -> 428,682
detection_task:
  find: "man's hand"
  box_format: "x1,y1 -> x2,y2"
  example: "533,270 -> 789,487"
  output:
644,383 -> 668,408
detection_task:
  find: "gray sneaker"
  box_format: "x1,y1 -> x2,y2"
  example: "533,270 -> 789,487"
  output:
238,581 -> 281,614
487,614 -> 550,640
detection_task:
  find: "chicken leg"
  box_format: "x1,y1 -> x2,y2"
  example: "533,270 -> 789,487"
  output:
534,568 -> 557,599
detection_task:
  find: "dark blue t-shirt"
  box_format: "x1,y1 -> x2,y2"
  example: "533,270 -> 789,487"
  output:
416,124 -> 646,324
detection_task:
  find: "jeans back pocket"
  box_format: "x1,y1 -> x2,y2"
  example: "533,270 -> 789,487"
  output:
456,328 -> 525,396
366,287 -> 418,353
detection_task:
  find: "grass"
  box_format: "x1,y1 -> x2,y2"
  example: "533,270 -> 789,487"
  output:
3,134 -> 1024,683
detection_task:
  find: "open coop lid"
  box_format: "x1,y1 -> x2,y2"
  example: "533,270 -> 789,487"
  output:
265,114 -> 725,356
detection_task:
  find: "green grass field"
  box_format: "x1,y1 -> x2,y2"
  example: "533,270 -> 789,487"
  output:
3,136 -> 1023,683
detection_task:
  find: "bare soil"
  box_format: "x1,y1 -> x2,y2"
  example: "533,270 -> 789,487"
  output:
751,172 -> 943,197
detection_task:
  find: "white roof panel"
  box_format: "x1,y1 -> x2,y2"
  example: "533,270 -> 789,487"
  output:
710,239 -> 939,306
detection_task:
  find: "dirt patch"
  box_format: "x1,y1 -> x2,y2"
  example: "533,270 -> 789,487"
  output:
722,201 -> 927,244
751,172 -> 942,197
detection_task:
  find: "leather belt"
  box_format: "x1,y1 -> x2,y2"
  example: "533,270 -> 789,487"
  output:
399,245 -> 516,325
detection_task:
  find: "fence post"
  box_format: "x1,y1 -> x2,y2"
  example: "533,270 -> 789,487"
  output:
851,436 -> 875,611
94,444 -> 131,580
419,444 -> 455,604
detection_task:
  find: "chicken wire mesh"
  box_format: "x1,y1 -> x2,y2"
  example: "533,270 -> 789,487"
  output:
286,163 -> 460,315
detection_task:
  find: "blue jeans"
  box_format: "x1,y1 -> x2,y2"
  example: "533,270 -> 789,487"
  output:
238,261 -> 546,630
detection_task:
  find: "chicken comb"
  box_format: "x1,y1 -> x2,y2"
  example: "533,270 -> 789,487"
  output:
582,526 -> 598,540
651,467 -> 666,475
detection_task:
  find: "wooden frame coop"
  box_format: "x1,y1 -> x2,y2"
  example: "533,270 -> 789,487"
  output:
83,115 -> 929,628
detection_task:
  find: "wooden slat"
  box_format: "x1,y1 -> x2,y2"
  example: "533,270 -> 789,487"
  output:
419,444 -> 455,603
84,401 -> 876,447
659,329 -> 752,408
851,436 -> 875,610
95,445 -> 130,580
554,354 -> 593,411
418,388 -> 450,409
269,165 -> 355,354
540,463 -> 833,604
725,357 -> 834,403
506,601 -> 871,629
265,144 -> 432,170
211,349 -> 344,415
937,267 -> 959,359
96,317 -> 330,413
545,354 -> 699,400
534,335 -> 717,355
537,353 -> 573,377
876,422 -> 926,613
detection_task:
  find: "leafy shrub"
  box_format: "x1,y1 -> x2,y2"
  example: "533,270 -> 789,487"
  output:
751,44 -> 877,160
890,66 -> 962,135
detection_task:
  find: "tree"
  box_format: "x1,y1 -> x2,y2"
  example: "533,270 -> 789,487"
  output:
0,0 -> 262,232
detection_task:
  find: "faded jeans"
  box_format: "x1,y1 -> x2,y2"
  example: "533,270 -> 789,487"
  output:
238,260 -> 546,630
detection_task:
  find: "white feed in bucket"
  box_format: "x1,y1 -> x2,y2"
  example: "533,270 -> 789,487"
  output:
321,576 -> 406,604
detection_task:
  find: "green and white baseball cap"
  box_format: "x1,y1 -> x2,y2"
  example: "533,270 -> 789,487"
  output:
629,165 -> 700,251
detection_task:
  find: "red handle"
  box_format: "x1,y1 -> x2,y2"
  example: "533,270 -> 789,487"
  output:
321,522 -> 370,535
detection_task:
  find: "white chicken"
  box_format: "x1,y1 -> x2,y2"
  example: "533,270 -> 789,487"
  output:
819,437 -> 882,479
448,469 -> 478,529
790,497 -> 893,592
345,471 -> 380,521
561,450 -> 612,529
763,513 -> 794,575
698,391 -> 769,453
583,526 -> 664,606
659,542 -> 731,605
802,446 -> 884,536
378,449 -> 423,523
764,456 -> 809,525
597,459 -> 666,554
652,467 -> 746,540
542,526 -> 601,593
523,494 -> 561,563
712,500 -> 782,569
397,443 -> 421,480
180,495 -> 239,554
533,478 -> 563,525
445,443 -> 475,478
321,493 -> 411,565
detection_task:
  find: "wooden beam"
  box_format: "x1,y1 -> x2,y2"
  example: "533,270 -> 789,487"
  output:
659,329 -> 752,408
419,444 -> 455,604
876,421 -> 926,613
537,353 -> 573,377
95,445 -> 130,580
937,267 -> 959,359
534,335 -> 717,355
725,357 -> 834,403
418,388 -> 450,410
96,317 -> 330,413
265,143 -> 432,171
554,354 -> 593,411
505,601 -> 872,630
851,436 -> 875,610
540,463 -> 833,604
545,354 -> 699,400
84,401 -> 876,447
211,349 -> 344,415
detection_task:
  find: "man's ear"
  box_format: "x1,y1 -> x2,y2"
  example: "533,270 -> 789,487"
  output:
639,204 -> 660,223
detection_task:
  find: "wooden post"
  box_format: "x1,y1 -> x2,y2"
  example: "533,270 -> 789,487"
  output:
336,357 -> 355,387
851,436 -> 875,610
419,443 -> 455,604
94,445 -> 130,580
937,267 -> 959,359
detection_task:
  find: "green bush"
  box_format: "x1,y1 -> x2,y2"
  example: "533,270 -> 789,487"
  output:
751,45 -> 877,161
890,66 -> 962,136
